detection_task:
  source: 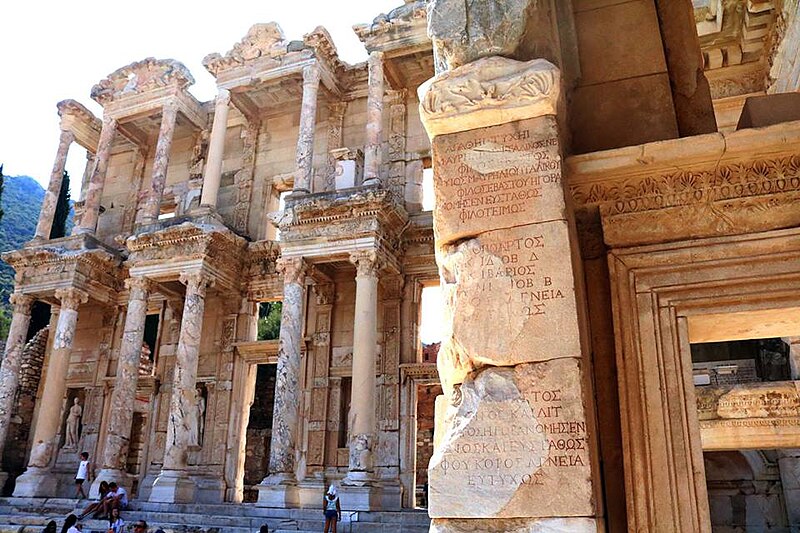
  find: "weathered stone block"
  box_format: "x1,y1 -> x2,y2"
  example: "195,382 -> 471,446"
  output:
429,359 -> 593,518
435,220 -> 581,388
431,116 -> 564,244
430,517 -> 597,532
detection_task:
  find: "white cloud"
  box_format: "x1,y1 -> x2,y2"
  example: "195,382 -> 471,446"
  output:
0,0 -> 400,195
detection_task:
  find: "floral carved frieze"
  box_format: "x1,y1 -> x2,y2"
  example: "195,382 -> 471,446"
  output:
91,58 -> 194,104
570,154 -> 800,216
203,23 -> 289,77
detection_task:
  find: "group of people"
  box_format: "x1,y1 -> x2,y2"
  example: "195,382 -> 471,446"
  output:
43,451 -> 343,532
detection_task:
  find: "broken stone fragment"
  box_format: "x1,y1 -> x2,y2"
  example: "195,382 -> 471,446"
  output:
428,0 -> 533,72
429,359 -> 593,518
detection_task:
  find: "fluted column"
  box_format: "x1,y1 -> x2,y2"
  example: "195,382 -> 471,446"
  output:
14,287 -> 88,497
75,116 -> 117,235
34,130 -> 75,240
150,271 -> 211,503
344,250 -> 380,484
363,52 -> 385,187
293,65 -> 321,194
92,277 -> 152,494
0,293 -> 35,468
140,101 -> 179,224
265,257 -> 307,482
200,89 -> 231,209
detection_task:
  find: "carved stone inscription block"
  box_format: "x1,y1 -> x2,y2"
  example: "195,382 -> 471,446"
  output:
432,116 -> 564,245
437,220 -> 580,377
429,359 -> 593,518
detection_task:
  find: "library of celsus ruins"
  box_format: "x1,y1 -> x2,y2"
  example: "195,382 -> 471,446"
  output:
1,0 -> 800,531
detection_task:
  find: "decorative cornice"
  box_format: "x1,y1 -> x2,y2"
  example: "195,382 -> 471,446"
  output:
417,57 -> 560,139
91,58 -> 194,104
203,23 -> 289,77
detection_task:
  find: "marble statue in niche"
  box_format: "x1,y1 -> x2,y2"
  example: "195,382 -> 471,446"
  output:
189,385 -> 207,447
64,398 -> 83,448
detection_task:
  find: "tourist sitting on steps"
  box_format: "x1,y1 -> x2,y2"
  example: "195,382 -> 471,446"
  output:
40,520 -> 57,533
100,482 -> 128,518
323,484 -> 341,533
77,480 -> 109,520
107,506 -> 125,533
132,520 -> 148,532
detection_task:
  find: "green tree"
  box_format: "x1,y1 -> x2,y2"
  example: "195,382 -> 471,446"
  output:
257,301 -> 282,341
49,171 -> 70,239
0,165 -> 5,224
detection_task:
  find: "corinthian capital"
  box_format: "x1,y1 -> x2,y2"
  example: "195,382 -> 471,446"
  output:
349,250 -> 381,278
302,64 -> 321,86
125,277 -> 153,299
54,287 -> 89,310
9,292 -> 35,315
179,271 -> 214,294
276,257 -> 307,285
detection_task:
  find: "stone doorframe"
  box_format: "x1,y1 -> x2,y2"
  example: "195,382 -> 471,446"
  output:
608,227 -> 800,532
398,362 -> 439,509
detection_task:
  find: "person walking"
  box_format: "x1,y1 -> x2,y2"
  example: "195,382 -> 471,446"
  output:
323,485 -> 341,533
74,452 -> 91,499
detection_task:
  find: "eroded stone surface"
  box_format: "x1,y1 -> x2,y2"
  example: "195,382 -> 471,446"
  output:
431,116 -> 564,245
430,517 -> 597,532
435,221 -> 580,392
428,0 -> 532,72
429,359 -> 593,518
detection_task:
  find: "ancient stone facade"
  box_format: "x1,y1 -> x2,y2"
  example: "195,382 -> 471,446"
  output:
1,1 -> 800,531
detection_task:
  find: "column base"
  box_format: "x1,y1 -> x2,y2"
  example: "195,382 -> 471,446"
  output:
338,482 -> 391,511
342,470 -> 373,486
296,479 -> 325,508
148,470 -> 195,503
12,467 -> 59,497
256,478 -> 299,508
90,468 -> 135,499
0,472 -> 9,493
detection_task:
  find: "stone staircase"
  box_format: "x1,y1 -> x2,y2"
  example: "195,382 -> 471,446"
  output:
0,497 -> 431,532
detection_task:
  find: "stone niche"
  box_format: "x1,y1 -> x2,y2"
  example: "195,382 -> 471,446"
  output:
428,358 -> 592,519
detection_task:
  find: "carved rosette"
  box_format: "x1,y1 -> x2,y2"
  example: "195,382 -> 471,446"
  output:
276,257 -> 307,286
349,250 -> 382,278
417,56 -> 561,139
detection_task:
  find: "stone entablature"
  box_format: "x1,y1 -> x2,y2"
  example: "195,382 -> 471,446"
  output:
353,1 -> 428,53
568,119 -> 800,247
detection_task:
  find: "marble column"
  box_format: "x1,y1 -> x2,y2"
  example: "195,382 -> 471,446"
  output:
200,89 -> 231,209
293,65 -> 321,194
150,272 -> 211,503
0,293 -> 35,483
92,277 -> 152,495
257,257 -> 306,507
14,288 -> 88,497
363,51 -> 385,187
75,116 -> 117,235
344,250 -> 380,484
34,129 -> 75,240
140,101 -> 179,224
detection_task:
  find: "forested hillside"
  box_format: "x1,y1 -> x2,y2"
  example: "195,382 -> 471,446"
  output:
0,176 -> 46,337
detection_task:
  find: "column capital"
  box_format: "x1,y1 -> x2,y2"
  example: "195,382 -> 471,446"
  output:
302,64 -> 321,86
328,101 -> 348,118
179,271 -> 214,292
9,293 -> 35,315
368,50 -> 385,63
276,257 -> 307,285
216,88 -> 231,104
54,287 -> 89,310
101,115 -> 119,130
349,250 -> 382,278
58,128 -> 77,145
124,277 -> 154,297
312,282 -> 335,306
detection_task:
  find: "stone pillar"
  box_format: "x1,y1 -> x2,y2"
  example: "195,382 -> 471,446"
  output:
200,89 -> 231,209
323,102 -> 347,192
418,54 -> 599,531
363,52 -> 385,187
344,251 -> 380,484
292,65 -> 321,194
0,293 -> 35,484
34,129 -> 75,240
150,272 -> 211,503
140,101 -> 179,224
777,449 -> 800,526
75,116 -> 117,235
14,288 -> 88,497
92,277 -> 152,496
257,257 -> 306,507
784,337 -> 800,379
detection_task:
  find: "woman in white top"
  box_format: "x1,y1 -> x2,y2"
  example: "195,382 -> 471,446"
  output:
74,452 -> 90,499
107,507 -> 124,533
